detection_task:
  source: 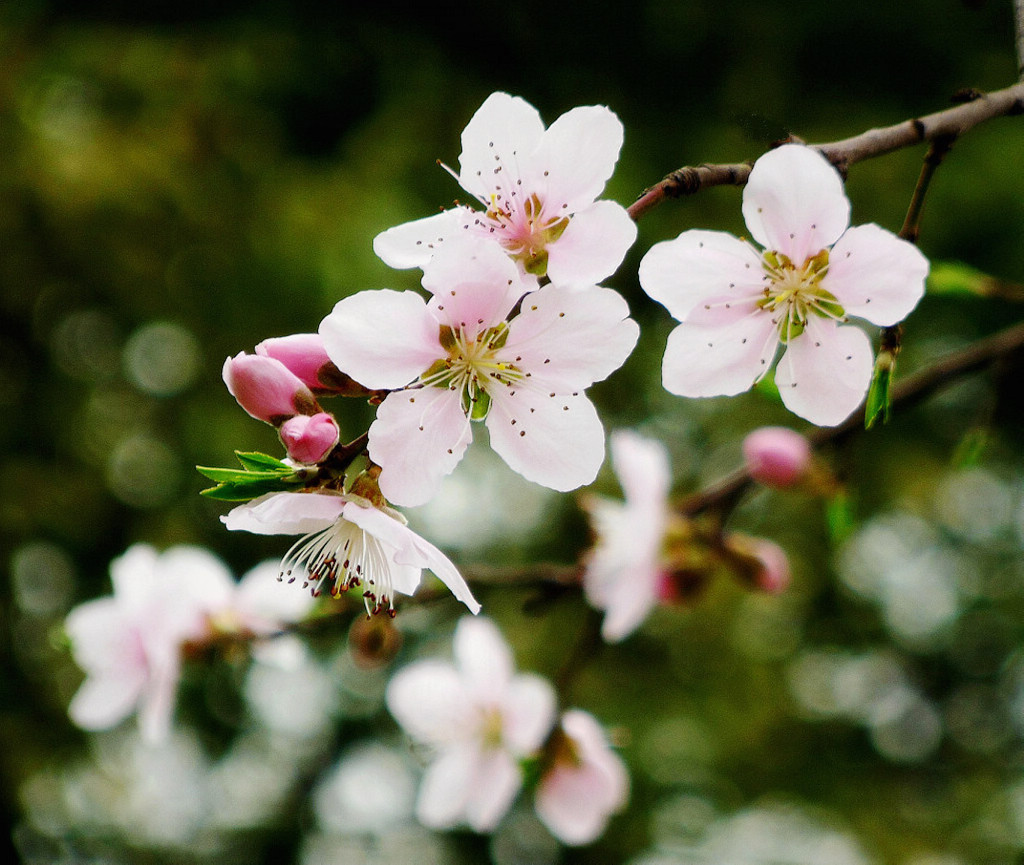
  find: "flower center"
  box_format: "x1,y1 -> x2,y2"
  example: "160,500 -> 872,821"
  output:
758,249 -> 845,343
479,705 -> 505,749
279,499 -> 398,617
483,192 -> 569,276
418,323 -> 523,420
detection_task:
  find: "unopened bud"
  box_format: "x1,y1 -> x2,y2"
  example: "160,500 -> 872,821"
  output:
223,352 -> 319,424
742,426 -> 811,489
279,412 -> 340,464
724,532 -> 791,594
256,333 -> 337,391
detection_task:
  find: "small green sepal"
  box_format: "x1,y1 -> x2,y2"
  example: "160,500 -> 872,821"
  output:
197,450 -> 306,502
865,352 -> 895,430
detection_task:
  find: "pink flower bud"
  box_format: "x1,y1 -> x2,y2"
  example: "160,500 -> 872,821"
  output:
279,412 -> 340,464
749,538 -> 790,594
222,352 -> 319,425
742,426 -> 812,488
256,333 -> 336,391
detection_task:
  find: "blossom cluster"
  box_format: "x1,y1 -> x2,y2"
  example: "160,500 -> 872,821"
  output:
386,616 -> 628,846
60,89 -> 935,853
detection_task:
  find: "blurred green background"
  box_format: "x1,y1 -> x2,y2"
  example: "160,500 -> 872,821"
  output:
3,0 -> 1024,863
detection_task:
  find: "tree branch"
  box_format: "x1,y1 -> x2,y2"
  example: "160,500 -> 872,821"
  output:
679,318 -> 1024,518
627,82 -> 1024,220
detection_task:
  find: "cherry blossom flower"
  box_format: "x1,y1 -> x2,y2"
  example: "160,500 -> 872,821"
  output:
535,710 -> 629,846
373,92 -> 637,287
742,425 -> 812,488
65,544 -> 310,741
386,616 -> 556,832
582,430 -> 672,642
320,238 -> 639,507
221,490 -> 480,615
638,144 -> 929,426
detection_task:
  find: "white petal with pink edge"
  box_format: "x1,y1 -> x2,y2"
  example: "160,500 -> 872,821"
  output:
487,388 -> 606,493
827,223 -> 929,325
532,104 -> 624,212
742,144 -> 850,265
545,199 -> 637,287
385,659 -> 472,745
503,283 -> 639,392
372,209 -> 467,270
369,387 -> 473,508
661,303 -> 779,397
458,93 -> 546,200
319,289 -> 442,391
221,490 -> 345,535
775,316 -> 874,425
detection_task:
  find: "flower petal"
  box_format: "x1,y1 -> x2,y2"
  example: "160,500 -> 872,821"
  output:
503,283 -> 639,392
221,491 -> 345,535
416,745 -> 475,829
661,304 -> 779,397
422,236 -> 532,331
319,289 -> 442,391
775,317 -> 874,426
68,668 -> 145,731
638,230 -> 765,322
501,673 -> 557,753
369,388 -> 473,508
458,92 -> 545,202
235,558 -> 316,629
742,144 -> 850,264
372,209 -> 467,270
610,429 -> 671,511
826,223 -> 929,325
487,389 -> 606,493
464,748 -> 522,832
532,104 -> 624,212
386,659 -> 472,745
545,200 -> 638,287
453,616 -> 514,695
342,502 -> 480,612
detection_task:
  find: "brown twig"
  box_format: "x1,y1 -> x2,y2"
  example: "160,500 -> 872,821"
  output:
626,82 -> 1024,220
679,318 -> 1024,518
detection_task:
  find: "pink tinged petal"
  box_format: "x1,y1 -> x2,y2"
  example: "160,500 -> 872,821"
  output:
372,209 -> 467,270
503,284 -> 639,392
279,412 -> 340,464
595,561 -> 661,643
453,616 -> 514,696
386,659 -> 472,745
458,92 -> 545,201
749,537 -> 791,594
221,491 -> 345,535
342,502 -> 480,612
222,352 -> 317,424
108,544 -> 160,611
610,430 -> 671,511
464,748 -> 522,832
137,651 -> 182,743
826,223 -> 929,325
369,388 -> 472,508
546,200 -> 638,287
638,230 -> 766,321
661,304 -> 779,397
422,237 -> 532,329
255,333 -> 334,391
532,104 -> 625,211
742,144 -> 851,264
486,389 -> 606,493
318,289 -> 443,391
775,316 -> 874,426
501,673 -> 557,753
535,711 -> 629,846
416,745 -> 476,829
68,668 -> 146,731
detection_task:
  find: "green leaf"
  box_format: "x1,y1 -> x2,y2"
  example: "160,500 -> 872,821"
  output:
200,476 -> 304,502
927,260 -> 993,297
234,451 -> 290,471
196,466 -> 289,483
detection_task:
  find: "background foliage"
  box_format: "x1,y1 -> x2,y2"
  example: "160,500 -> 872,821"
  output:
3,0 -> 1024,862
